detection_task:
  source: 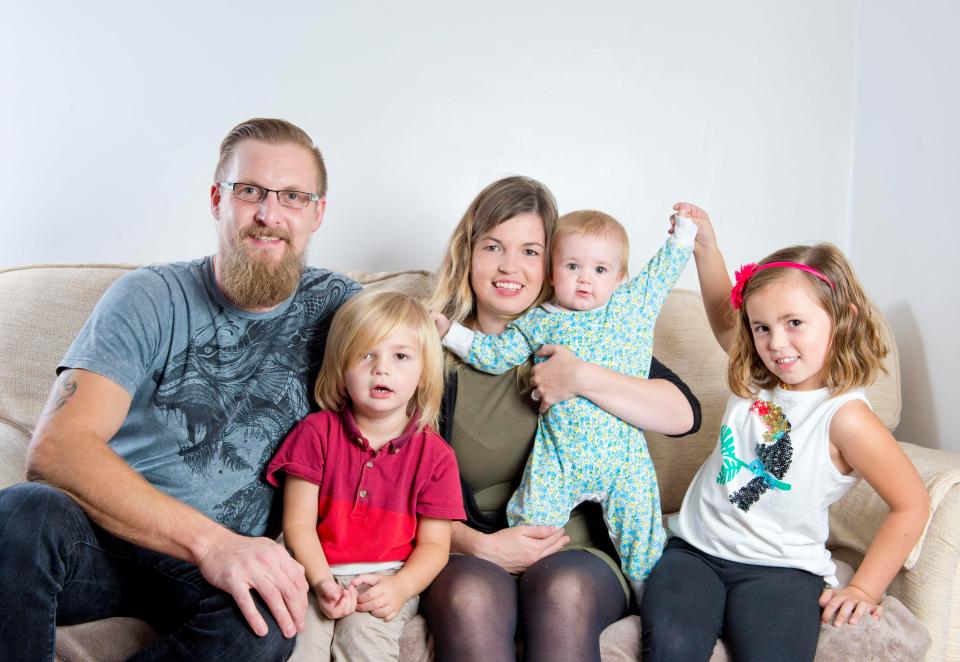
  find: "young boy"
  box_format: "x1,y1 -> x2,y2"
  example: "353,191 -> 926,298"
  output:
435,211 -> 696,599
268,290 -> 465,661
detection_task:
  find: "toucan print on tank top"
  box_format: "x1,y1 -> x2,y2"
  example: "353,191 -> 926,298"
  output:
716,399 -> 793,511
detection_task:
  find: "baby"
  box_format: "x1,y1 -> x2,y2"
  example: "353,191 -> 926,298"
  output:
435,210 -> 696,598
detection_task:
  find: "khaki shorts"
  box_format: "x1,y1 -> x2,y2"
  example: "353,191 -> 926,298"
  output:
289,568 -> 419,662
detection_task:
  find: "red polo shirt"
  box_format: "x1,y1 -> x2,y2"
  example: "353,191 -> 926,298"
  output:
266,408 -> 465,566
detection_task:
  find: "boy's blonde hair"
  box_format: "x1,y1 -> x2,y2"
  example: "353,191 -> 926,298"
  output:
427,176 -> 558,324
314,289 -> 445,431
728,243 -> 888,398
552,210 -> 630,278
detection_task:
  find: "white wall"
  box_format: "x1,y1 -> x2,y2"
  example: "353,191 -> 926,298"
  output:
18,2 -> 951,447
850,0 -> 960,451
1,1 -> 857,290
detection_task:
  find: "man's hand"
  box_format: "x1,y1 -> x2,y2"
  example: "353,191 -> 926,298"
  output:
316,578 -> 358,620
353,574 -> 412,621
819,585 -> 884,627
474,525 -> 569,573
198,529 -> 309,637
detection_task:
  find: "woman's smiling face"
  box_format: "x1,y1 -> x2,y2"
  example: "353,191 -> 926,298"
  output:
470,211 -> 547,334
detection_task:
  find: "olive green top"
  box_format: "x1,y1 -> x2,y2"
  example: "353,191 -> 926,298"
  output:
450,363 -> 629,600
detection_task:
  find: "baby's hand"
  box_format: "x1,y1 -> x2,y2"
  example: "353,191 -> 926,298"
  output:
353,573 -> 411,622
316,578 -> 358,619
819,585 -> 884,627
433,313 -> 452,337
671,202 -> 717,255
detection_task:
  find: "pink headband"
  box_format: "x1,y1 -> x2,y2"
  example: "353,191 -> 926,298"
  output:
730,261 -> 835,310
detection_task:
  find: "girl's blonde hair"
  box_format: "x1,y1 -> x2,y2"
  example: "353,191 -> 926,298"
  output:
553,210 -> 630,278
314,289 -> 445,431
728,243 -> 888,398
427,175 -> 559,324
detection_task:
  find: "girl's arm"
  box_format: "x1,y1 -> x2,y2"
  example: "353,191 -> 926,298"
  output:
353,518 -> 453,621
282,476 -> 357,619
673,202 -> 737,352
532,347 -> 697,435
819,401 -> 930,626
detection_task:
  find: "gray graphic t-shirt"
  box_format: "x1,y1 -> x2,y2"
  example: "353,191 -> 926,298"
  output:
60,257 -> 360,537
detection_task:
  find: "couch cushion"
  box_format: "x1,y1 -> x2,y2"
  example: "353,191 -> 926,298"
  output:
56,617 -> 158,662
0,420 -> 29,490
0,264 -> 138,433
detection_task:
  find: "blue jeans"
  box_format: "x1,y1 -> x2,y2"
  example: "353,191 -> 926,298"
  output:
639,536 -> 823,662
0,482 -> 295,661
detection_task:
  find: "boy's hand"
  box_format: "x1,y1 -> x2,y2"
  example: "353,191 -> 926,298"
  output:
432,313 -> 452,337
671,202 -> 717,256
316,578 -> 358,620
353,574 -> 411,621
819,585 -> 884,626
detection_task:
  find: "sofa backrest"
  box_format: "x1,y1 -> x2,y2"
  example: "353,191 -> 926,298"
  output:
0,265 -> 902,511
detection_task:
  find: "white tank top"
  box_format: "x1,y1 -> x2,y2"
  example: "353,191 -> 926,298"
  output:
669,387 -> 867,586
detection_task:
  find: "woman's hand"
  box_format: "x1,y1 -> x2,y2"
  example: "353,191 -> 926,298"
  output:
473,525 -> 570,573
819,585 -> 884,626
531,345 -> 585,413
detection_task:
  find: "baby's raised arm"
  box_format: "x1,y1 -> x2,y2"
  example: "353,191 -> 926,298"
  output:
673,203 -> 736,352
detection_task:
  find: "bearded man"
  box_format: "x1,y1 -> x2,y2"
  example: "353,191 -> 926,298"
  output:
0,119 -> 359,660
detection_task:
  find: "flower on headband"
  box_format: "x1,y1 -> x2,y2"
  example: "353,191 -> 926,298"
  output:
730,263 -> 758,310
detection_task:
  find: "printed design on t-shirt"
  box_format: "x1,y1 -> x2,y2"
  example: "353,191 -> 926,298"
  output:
716,399 -> 794,512
152,271 -> 352,532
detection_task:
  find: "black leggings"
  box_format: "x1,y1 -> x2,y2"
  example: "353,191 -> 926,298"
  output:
639,537 -> 823,662
420,550 -> 627,662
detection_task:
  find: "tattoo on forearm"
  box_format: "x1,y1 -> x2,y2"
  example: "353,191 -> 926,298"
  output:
48,375 -> 78,413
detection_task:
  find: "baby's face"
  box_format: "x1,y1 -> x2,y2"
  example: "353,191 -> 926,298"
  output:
550,232 -> 625,311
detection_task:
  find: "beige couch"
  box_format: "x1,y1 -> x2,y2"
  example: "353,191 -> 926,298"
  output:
1,264 -> 958,661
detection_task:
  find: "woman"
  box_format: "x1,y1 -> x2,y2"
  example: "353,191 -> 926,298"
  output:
421,176 -> 701,662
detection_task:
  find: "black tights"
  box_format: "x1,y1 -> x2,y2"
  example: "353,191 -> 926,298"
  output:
420,550 -> 627,662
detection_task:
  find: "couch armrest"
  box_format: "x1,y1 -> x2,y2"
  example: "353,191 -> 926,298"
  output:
829,441 -> 960,662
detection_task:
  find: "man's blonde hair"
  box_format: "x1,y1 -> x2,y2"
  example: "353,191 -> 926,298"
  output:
314,290 -> 444,431
552,210 -> 630,278
215,118 -> 328,197
728,243 -> 888,398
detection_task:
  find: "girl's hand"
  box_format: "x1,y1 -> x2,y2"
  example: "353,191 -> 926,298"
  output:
353,574 -> 411,621
532,345 -> 585,413
433,313 -> 452,337
316,578 -> 358,620
474,525 -> 569,573
671,202 -> 717,257
818,585 -> 884,626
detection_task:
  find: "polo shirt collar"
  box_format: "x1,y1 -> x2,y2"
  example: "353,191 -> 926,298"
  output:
339,407 -> 421,452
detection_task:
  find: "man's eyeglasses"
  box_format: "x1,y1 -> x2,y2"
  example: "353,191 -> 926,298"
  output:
218,182 -> 320,209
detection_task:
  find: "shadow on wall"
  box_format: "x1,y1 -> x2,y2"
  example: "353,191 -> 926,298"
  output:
884,302 -> 939,450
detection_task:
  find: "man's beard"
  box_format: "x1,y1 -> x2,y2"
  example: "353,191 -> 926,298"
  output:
218,227 -> 305,309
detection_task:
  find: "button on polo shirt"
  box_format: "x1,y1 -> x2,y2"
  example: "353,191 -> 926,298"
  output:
266,408 -> 465,566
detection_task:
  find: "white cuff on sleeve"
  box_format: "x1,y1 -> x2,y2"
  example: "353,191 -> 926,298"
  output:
442,322 -> 476,359
671,215 -> 699,247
